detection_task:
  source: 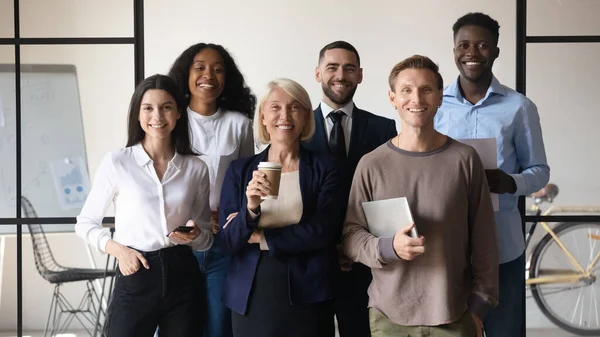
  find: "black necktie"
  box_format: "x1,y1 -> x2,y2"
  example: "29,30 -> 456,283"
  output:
328,111 -> 346,159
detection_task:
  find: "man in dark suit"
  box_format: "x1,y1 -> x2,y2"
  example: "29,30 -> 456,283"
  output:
303,40 -> 397,337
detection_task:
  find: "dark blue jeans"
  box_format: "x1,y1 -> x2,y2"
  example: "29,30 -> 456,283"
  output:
104,245 -> 205,337
195,239 -> 232,337
484,252 -> 526,337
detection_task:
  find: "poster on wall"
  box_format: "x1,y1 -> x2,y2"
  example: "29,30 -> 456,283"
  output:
49,156 -> 91,210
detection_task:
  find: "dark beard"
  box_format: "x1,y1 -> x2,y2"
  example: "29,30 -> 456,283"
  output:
322,82 -> 357,106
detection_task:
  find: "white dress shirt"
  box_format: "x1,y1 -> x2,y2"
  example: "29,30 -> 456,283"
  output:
320,101 -> 354,155
75,143 -> 213,253
188,107 -> 255,211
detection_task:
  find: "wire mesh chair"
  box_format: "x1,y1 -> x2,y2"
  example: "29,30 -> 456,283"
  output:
22,196 -> 116,336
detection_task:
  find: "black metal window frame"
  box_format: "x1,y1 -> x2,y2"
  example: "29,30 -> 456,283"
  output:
517,1 -> 600,336
516,0 -> 600,225
0,1 -> 144,335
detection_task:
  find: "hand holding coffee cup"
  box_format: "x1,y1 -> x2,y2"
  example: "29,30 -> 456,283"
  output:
246,162 -> 282,211
246,171 -> 269,211
258,162 -> 282,199
246,162 -> 281,211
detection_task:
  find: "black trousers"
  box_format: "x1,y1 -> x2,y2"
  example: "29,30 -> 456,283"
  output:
103,245 -> 205,337
334,262 -> 372,337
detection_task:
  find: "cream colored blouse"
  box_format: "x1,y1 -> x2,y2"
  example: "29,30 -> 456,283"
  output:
258,171 -> 303,228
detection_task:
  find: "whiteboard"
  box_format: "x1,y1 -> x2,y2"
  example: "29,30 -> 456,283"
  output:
0,64 -> 89,233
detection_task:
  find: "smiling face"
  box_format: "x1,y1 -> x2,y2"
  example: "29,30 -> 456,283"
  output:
315,48 -> 363,108
187,48 -> 226,103
260,87 -> 309,145
138,89 -> 180,141
388,68 -> 443,130
453,24 -> 499,83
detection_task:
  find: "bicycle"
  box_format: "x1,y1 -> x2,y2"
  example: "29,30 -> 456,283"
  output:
525,183 -> 600,336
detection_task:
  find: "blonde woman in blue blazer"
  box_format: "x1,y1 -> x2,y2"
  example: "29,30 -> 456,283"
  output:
218,78 -> 343,337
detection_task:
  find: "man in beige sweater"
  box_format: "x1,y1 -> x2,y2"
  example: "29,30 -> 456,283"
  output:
342,55 -> 498,337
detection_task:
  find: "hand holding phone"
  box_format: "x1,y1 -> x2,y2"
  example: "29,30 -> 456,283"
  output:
174,226 -> 194,233
167,220 -> 200,244
166,225 -> 193,237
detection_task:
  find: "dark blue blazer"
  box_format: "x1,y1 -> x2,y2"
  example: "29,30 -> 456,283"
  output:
303,104 -> 397,188
217,146 -> 343,315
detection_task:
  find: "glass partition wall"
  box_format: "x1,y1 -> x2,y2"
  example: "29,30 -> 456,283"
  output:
0,1 -> 144,335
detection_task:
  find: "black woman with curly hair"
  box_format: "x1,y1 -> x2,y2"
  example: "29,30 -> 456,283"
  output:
168,43 -> 256,337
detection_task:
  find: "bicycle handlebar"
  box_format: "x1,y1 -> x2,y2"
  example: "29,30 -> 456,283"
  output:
529,183 -> 559,205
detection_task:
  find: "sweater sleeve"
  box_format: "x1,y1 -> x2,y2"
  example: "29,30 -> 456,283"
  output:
342,157 -> 398,268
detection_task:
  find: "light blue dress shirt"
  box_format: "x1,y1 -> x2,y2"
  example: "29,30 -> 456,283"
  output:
435,76 -> 550,264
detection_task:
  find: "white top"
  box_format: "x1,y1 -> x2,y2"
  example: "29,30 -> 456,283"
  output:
75,144 -> 213,253
257,171 -> 303,250
319,101 -> 354,155
188,107 -> 255,211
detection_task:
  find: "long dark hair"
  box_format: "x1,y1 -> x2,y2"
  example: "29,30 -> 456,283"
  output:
126,74 -> 196,155
168,43 -> 256,119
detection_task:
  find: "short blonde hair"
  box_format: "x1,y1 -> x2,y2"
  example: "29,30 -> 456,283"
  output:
254,78 -> 315,145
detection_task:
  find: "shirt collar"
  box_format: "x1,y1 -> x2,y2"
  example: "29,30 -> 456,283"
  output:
187,106 -> 222,120
488,76 -> 506,96
132,143 -> 183,170
320,100 -> 354,120
444,75 -> 506,102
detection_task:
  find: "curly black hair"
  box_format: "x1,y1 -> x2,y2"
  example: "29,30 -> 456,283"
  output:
453,12 -> 500,46
168,43 -> 256,119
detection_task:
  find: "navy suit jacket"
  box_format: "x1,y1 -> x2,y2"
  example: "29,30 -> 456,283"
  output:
217,146 -> 343,315
303,104 -> 397,188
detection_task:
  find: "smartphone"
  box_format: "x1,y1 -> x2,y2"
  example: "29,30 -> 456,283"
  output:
166,226 -> 193,237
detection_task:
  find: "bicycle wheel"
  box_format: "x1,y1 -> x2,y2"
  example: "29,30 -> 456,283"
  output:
530,222 -> 600,336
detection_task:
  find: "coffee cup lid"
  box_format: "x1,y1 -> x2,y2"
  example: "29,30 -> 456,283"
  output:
258,162 -> 282,169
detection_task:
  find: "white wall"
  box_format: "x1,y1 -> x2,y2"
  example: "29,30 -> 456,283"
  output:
1,0 -> 600,332
0,0 -> 15,38
144,0 -> 516,127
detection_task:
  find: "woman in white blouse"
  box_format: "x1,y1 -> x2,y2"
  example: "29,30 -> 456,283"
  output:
168,43 -> 256,337
75,74 -> 213,336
